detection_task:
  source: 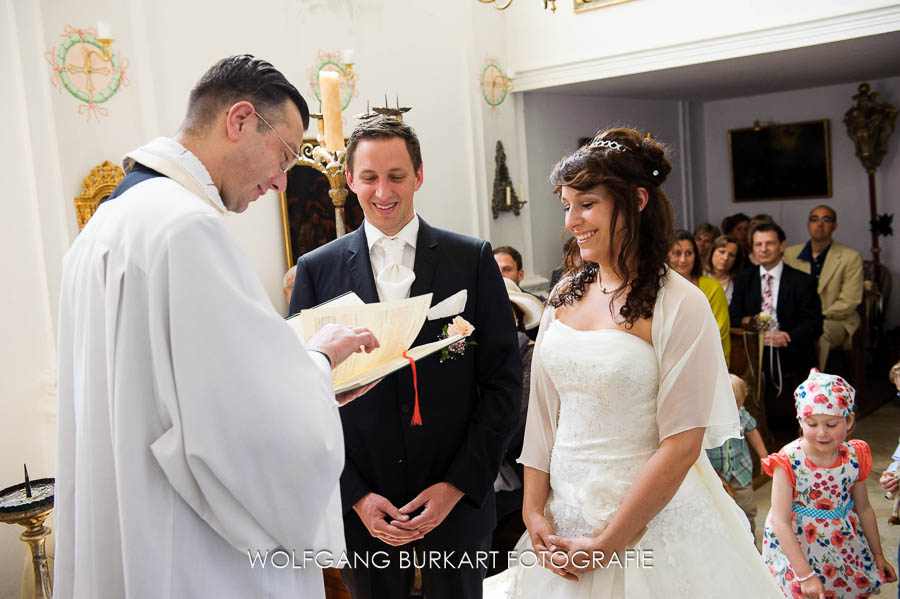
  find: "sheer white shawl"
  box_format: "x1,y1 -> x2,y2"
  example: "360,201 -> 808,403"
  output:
519,269 -> 740,474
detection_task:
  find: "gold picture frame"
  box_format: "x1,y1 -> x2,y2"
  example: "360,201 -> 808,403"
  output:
574,0 -> 635,13
279,138 -> 362,269
74,160 -> 125,230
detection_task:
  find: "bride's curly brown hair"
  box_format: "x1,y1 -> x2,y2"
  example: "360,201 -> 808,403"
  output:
548,127 -> 675,328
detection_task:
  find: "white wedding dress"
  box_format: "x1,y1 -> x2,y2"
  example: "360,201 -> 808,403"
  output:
485,273 -> 783,599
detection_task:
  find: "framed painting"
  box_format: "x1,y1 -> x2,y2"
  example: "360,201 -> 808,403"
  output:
728,120 -> 832,202
280,139 -> 364,268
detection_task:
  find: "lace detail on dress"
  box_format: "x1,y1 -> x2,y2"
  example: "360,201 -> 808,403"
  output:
541,322 -> 659,536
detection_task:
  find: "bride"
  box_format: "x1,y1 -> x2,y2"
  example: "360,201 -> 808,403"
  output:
486,128 -> 782,598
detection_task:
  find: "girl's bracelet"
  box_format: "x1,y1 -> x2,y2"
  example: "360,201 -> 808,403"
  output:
796,571 -> 817,583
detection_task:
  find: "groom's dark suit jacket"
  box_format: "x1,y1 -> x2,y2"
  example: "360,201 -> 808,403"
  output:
729,261 -> 823,374
290,218 -> 522,551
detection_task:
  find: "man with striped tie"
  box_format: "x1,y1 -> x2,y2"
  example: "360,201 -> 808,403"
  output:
730,222 -> 822,442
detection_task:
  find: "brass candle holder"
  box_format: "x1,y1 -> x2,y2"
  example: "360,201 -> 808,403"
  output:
295,119 -> 350,237
0,470 -> 54,599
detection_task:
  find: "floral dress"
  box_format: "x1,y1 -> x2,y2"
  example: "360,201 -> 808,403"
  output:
762,439 -> 880,598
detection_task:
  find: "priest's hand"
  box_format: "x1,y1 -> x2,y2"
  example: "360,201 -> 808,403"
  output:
306,324 -> 379,368
391,482 -> 463,537
353,492 -> 424,547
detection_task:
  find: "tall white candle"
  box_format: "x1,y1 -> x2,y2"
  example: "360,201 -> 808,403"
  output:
96,21 -> 112,39
319,71 -> 344,152
506,185 -> 511,206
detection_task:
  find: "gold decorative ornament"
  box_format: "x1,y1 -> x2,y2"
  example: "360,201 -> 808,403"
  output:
280,134 -> 349,268
74,160 -> 125,230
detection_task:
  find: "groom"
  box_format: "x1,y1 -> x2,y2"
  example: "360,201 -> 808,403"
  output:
290,116 -> 522,599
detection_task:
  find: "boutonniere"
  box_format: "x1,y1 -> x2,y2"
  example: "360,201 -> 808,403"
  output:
440,316 -> 476,362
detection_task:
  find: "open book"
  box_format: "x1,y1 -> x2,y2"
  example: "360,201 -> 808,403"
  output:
288,293 -> 463,394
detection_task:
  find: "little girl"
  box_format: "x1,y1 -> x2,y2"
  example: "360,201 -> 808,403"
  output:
761,369 -> 897,598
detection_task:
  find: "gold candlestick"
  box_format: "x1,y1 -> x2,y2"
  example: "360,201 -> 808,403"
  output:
296,143 -> 349,237
1,477 -> 55,599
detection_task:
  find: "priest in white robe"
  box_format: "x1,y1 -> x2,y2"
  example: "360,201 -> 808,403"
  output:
54,55 -> 377,599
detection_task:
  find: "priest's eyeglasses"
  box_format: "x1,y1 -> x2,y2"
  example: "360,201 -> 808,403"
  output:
254,110 -> 301,173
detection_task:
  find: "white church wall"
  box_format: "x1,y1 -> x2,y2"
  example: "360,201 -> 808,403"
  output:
0,3 -> 60,597
519,92 -> 685,279
504,0 -> 900,92
700,75 -> 900,326
1,0 -> 505,595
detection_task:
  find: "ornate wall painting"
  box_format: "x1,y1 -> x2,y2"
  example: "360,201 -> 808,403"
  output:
45,25 -> 130,121
479,58 -> 513,115
306,50 -> 358,112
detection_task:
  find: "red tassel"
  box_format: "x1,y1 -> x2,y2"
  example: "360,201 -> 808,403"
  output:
402,350 -> 422,426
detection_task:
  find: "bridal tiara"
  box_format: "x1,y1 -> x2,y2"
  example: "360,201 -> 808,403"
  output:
589,139 -> 660,177
590,139 -> 629,152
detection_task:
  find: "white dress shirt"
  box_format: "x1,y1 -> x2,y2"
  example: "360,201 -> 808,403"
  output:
759,260 -> 784,312
365,215 -> 419,301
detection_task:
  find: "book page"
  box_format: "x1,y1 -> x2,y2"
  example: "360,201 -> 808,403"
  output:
288,294 -> 434,387
333,334 -> 463,394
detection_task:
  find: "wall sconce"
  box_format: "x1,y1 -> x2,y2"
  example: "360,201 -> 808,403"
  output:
490,141 -> 526,218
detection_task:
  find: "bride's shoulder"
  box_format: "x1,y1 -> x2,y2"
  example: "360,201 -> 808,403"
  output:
659,268 -> 712,313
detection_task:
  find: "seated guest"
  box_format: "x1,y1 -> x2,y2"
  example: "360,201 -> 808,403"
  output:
744,214 -> 775,267
493,245 -> 525,285
784,205 -> 863,370
669,229 -> 731,368
705,235 -> 741,303
548,236 -> 582,291
282,264 -> 297,307
729,222 -> 822,439
721,212 -> 751,256
492,278 -> 542,568
494,245 -> 543,338
693,222 -> 722,264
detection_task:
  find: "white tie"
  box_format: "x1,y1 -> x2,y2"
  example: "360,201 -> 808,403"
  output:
376,237 -> 415,302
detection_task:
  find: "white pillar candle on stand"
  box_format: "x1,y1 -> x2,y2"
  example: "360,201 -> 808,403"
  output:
319,70 -> 344,152
96,21 -> 112,38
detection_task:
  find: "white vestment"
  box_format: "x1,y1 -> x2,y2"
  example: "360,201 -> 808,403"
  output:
55,137 -> 345,598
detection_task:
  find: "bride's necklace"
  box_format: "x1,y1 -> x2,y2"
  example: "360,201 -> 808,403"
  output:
597,277 -> 633,295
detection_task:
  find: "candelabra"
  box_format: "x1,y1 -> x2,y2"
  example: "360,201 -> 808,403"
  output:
0,468 -> 54,599
296,121 -> 350,238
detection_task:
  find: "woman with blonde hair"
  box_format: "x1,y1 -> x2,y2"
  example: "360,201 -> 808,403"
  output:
704,234 -> 741,303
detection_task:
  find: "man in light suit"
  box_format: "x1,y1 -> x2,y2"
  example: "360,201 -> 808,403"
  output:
730,222 -> 823,438
290,116 -> 522,599
784,205 -> 864,370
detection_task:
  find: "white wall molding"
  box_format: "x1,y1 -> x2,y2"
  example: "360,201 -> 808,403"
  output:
511,5 -> 900,92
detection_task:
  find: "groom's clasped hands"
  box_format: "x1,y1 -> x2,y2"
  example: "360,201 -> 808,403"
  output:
353,482 -> 464,546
